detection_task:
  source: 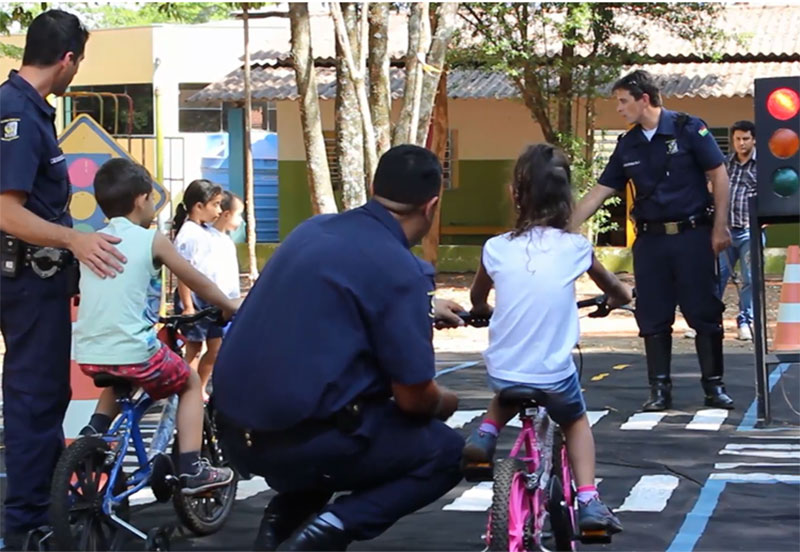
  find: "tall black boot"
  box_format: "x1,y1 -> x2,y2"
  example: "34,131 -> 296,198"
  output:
277,517 -> 351,551
696,331 -> 735,409
642,333 -> 672,411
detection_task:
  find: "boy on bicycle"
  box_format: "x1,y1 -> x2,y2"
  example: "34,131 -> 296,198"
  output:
73,158 -> 238,495
463,144 -> 631,533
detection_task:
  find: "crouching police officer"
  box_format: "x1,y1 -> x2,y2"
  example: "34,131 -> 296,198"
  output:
0,11 -> 126,549
213,145 -> 465,551
571,70 -> 734,412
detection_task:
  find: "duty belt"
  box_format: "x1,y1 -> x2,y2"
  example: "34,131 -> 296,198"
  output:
636,212 -> 712,236
25,245 -> 74,278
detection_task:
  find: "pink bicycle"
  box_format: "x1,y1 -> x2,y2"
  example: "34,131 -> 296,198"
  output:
459,295 -> 619,552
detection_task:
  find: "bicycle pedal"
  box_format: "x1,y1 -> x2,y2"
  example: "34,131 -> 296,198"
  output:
579,529 -> 611,544
462,462 -> 493,482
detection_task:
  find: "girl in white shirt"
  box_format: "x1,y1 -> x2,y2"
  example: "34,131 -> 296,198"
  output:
208,191 -> 244,301
464,144 -> 631,534
172,179 -> 224,400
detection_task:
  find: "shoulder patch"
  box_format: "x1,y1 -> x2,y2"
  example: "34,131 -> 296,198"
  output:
698,126 -> 709,137
1,118 -> 20,141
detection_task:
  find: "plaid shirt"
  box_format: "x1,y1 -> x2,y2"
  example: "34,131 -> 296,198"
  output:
726,148 -> 757,229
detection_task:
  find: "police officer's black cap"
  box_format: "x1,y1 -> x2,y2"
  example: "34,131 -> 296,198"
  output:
372,145 -> 442,206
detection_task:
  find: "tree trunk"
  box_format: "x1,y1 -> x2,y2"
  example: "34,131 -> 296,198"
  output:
368,3 -> 391,159
421,67 -> 448,266
392,3 -> 424,146
331,2 -> 379,187
407,3 -> 429,145
556,5 -> 577,138
415,3 -> 458,145
242,4 -> 258,281
336,3 -> 366,209
289,3 -> 338,215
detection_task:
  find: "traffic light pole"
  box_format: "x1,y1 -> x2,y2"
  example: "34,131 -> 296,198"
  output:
748,196 -> 770,426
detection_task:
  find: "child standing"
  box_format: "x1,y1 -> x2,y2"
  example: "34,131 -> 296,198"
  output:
74,158 -> 237,494
463,144 -> 631,533
172,179 -> 224,400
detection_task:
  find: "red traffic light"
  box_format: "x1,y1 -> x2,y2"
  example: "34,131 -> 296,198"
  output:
767,87 -> 800,121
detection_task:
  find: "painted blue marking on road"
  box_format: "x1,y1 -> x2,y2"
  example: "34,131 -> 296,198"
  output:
738,363 -> 792,431
435,361 -> 480,379
666,479 -> 726,552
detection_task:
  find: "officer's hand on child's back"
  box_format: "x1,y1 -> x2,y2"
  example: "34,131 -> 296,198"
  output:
69,230 -> 127,278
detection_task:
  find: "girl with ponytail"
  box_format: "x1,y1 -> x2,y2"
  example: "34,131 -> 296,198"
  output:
461,143 -> 632,536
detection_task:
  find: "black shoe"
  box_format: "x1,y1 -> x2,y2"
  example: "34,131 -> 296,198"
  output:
642,383 -> 672,411
254,511 -> 295,551
703,383 -> 735,409
277,517 -> 351,551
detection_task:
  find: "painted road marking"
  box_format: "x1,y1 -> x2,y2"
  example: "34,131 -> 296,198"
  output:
615,474 -> 679,512
621,412 -> 667,430
443,481 -> 493,511
714,461 -> 800,469
718,449 -> 800,459
591,373 -> 610,381
446,410 -> 485,430
612,364 -> 629,370
686,409 -> 729,431
587,410 -> 609,427
725,443 -> 800,450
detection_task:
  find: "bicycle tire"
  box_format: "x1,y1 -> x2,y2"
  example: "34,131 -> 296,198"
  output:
489,457 -> 531,552
171,409 -> 237,535
549,431 -> 576,551
49,436 -> 129,551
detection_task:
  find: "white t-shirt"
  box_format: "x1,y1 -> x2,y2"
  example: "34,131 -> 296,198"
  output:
207,226 -> 241,299
641,126 -> 657,142
482,227 -> 593,384
174,220 -> 215,277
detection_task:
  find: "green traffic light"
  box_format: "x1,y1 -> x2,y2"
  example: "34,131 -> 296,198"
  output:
772,167 -> 800,197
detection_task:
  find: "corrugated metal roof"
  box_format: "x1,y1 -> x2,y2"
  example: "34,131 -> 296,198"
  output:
189,61 -> 800,103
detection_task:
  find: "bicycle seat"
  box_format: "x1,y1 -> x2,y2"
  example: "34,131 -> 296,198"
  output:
92,374 -> 133,395
497,386 -> 546,408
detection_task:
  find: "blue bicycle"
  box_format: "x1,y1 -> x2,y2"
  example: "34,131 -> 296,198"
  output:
47,308 -> 237,551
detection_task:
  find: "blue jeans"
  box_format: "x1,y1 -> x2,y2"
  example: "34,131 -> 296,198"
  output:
718,228 -> 765,327
487,372 -> 587,426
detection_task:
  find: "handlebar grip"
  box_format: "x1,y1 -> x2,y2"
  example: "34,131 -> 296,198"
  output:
577,294 -> 607,309
159,306 -> 222,325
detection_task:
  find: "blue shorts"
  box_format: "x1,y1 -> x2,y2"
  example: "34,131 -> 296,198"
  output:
488,372 -> 587,427
173,291 -> 225,343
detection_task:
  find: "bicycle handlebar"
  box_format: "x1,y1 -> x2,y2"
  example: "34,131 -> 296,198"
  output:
159,307 -> 223,327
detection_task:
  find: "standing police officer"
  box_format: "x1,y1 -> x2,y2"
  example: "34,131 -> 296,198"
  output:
0,11 -> 125,548
572,70 -> 734,412
213,145 -> 465,551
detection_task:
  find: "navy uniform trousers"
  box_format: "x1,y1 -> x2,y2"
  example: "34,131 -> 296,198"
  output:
632,225 -> 725,336
0,269 -> 72,535
218,401 -> 464,541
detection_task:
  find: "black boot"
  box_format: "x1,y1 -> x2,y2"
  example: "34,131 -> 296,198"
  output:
255,493 -> 333,551
277,517 -> 351,551
642,333 -> 673,412
696,331 -> 735,409
254,509 -> 296,551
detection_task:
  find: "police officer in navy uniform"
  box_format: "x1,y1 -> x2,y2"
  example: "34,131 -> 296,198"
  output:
572,70 -> 734,412
0,11 -> 126,549
213,145 -> 466,551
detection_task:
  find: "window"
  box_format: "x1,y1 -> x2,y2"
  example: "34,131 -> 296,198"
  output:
67,83 -> 153,135
442,129 -> 459,190
179,83 -> 277,133
710,127 -> 730,156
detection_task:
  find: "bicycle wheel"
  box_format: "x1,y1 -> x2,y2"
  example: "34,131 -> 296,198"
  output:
548,431 -> 577,551
171,409 -> 238,535
489,457 -> 533,552
49,436 -> 129,551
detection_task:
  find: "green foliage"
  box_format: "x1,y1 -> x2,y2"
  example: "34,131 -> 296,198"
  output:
0,2 -> 46,58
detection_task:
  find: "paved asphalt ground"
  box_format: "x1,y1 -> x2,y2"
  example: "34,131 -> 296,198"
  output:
1,350 -> 798,551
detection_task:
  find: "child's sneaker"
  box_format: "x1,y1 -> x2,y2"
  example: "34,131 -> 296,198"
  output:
578,497 -> 623,534
180,459 -> 234,495
462,427 -> 498,465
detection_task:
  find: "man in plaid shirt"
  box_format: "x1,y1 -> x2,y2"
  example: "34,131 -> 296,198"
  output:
719,120 -> 761,341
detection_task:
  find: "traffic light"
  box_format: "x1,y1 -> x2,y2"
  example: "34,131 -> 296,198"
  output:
755,77 -> 800,220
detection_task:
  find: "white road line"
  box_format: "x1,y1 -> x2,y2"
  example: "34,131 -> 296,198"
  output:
725,443 -> 800,450
620,412 -> 666,431
710,473 -> 800,482
686,409 -> 729,431
614,475 -> 679,512
507,415 -> 522,429
714,462 -> 800,469
236,476 -> 270,500
446,410 -> 485,430
718,450 -> 800,459
443,482 -> 493,511
588,410 -> 609,427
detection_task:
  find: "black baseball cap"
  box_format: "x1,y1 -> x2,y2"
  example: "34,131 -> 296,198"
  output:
372,145 -> 442,206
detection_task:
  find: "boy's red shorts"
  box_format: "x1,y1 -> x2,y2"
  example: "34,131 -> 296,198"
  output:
79,346 -> 190,400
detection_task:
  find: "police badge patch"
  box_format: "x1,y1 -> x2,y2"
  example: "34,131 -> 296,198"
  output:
1,118 -> 20,141
666,139 -> 678,155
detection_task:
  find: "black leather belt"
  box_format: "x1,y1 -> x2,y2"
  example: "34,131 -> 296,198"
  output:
636,212 -> 712,235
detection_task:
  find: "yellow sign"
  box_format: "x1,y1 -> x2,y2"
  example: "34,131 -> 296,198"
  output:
58,114 -> 168,233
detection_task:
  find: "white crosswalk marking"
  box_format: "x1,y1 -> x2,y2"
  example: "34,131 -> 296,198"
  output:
236,476 -> 270,500
446,410 -> 485,429
615,475 -> 679,512
587,410 -> 608,427
686,409 -> 729,431
443,482 -> 493,512
715,462 -> 800,469
725,443 -> 800,450
620,412 -> 666,430
719,449 -> 800,459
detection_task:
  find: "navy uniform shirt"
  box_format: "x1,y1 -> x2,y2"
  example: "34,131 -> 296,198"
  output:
0,70 -> 72,227
598,108 -> 725,222
213,199 -> 437,432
